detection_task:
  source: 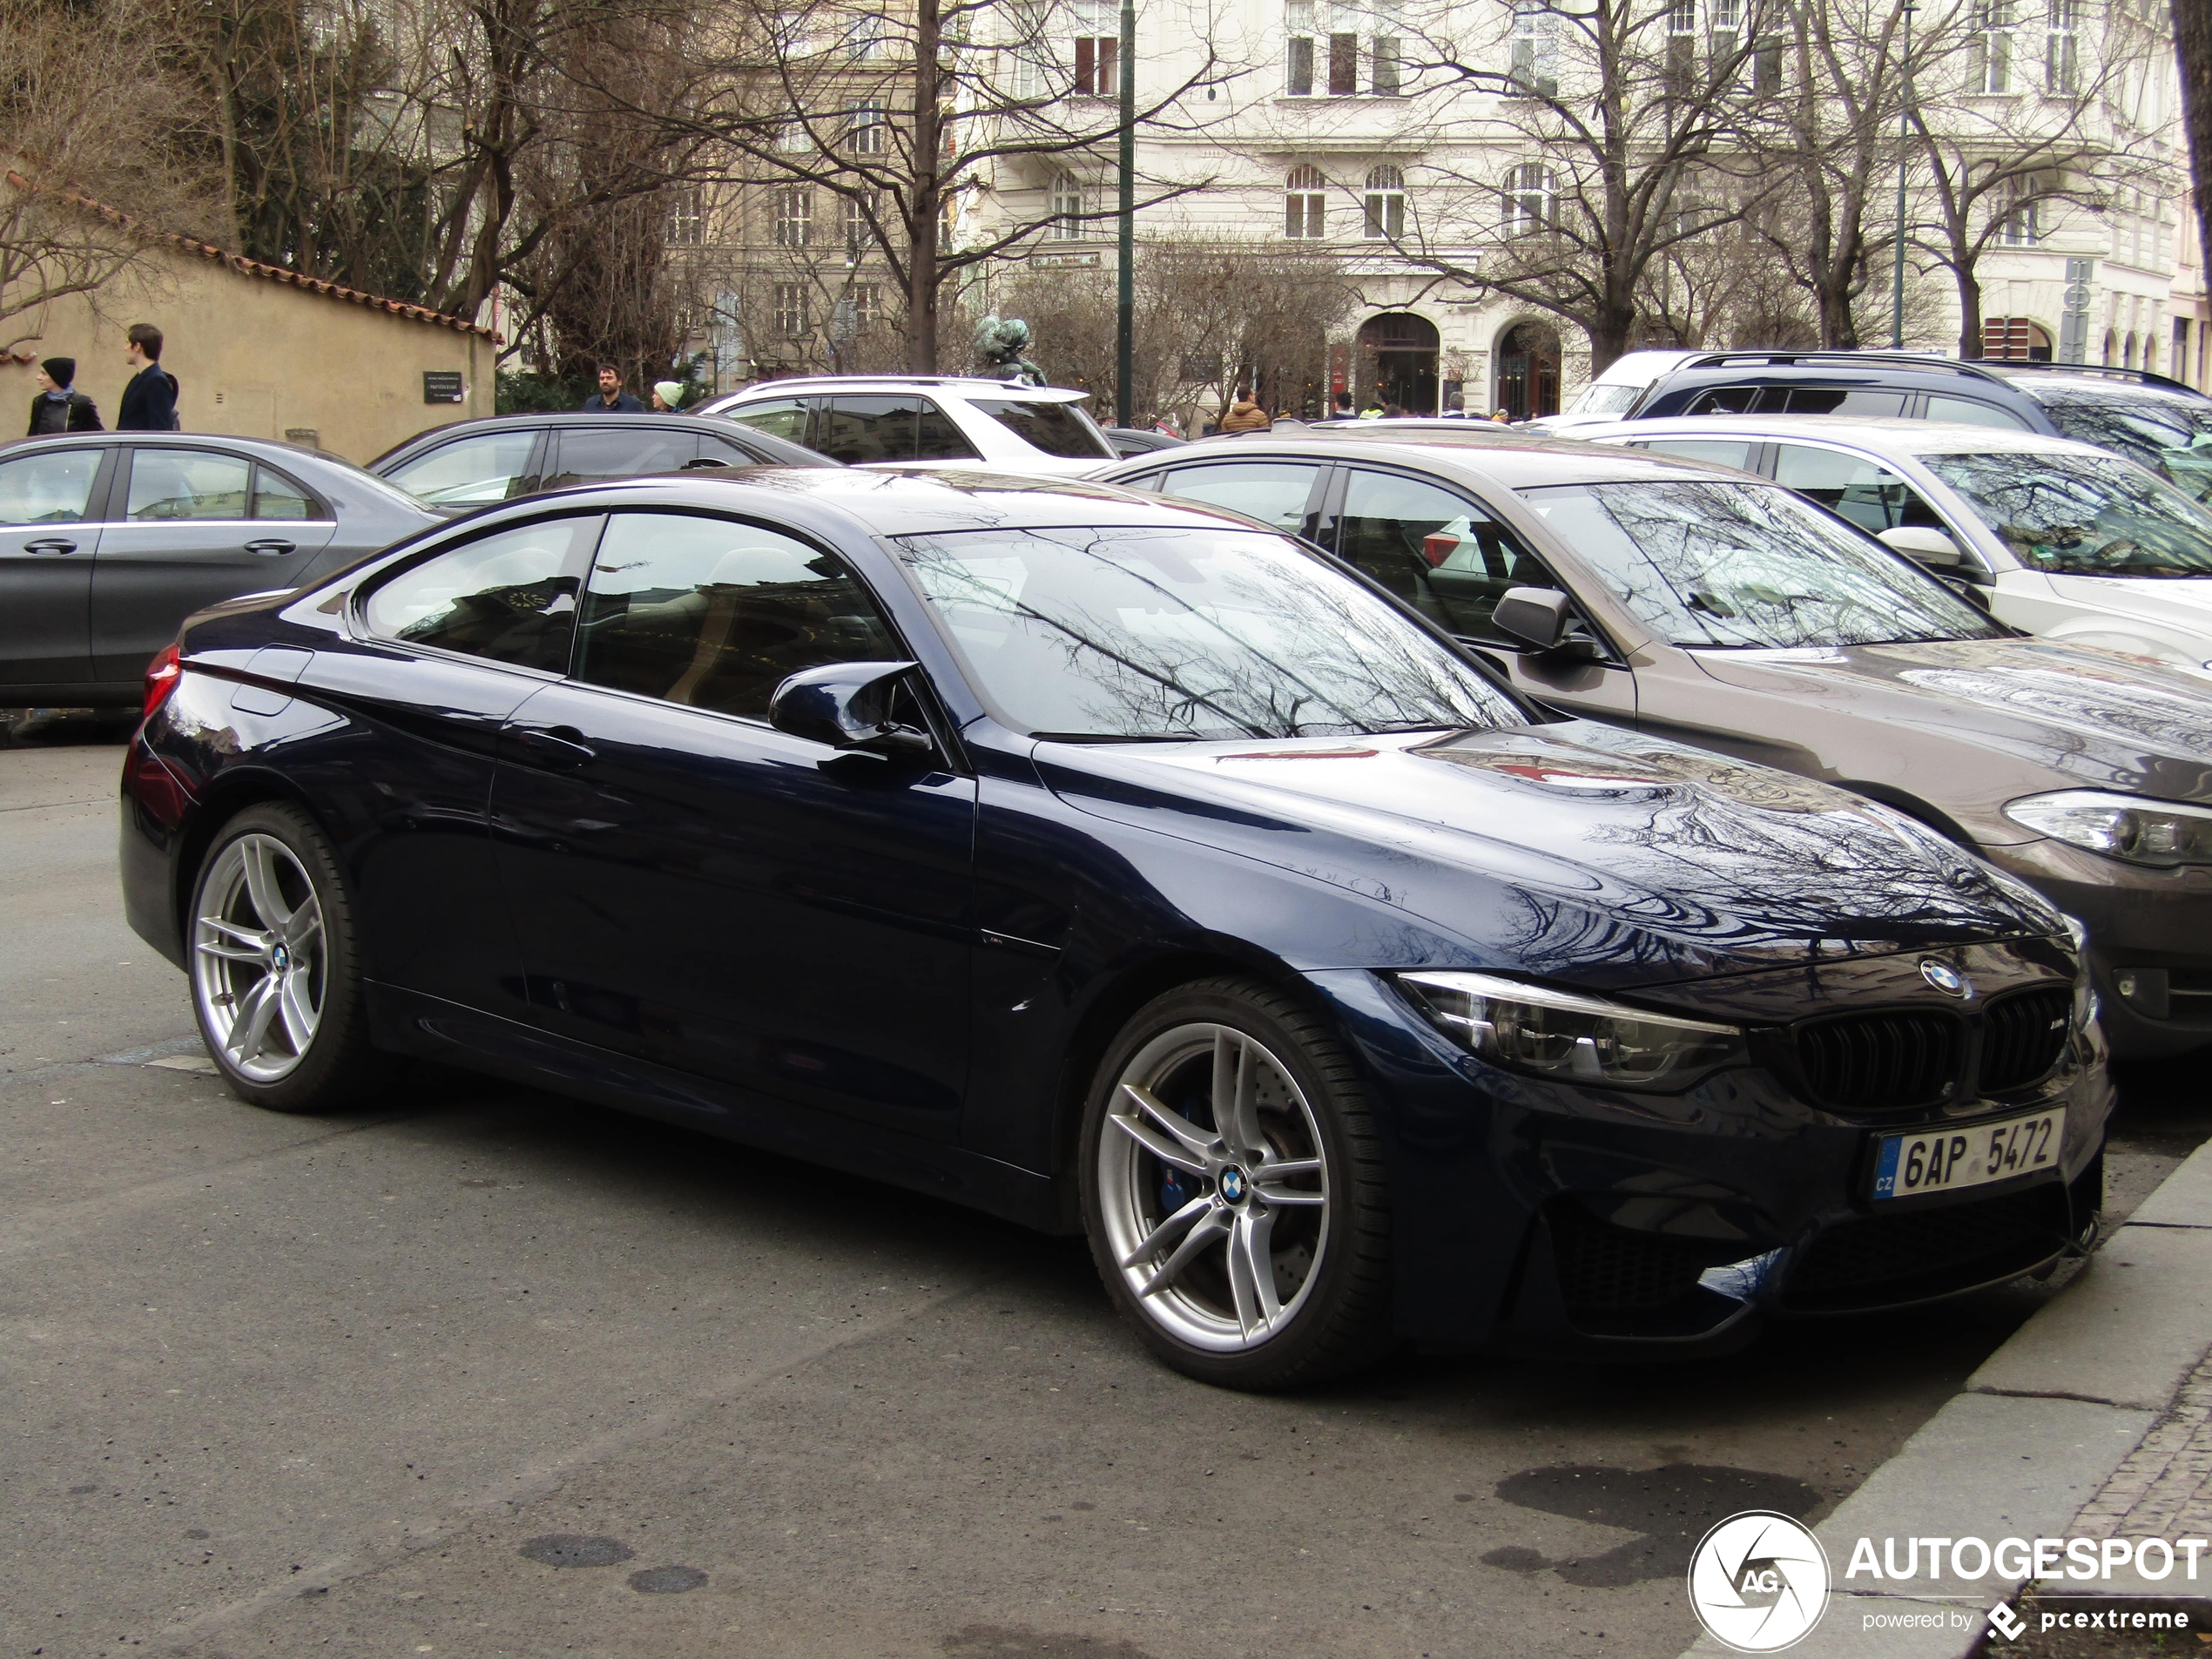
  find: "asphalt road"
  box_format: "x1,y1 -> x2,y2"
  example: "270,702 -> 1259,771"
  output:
4,724 -> 2207,1659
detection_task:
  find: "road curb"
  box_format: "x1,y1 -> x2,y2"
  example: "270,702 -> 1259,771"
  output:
1678,1137 -> 2212,1657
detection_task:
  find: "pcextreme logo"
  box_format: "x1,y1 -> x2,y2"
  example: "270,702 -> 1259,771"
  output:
1688,1511 -> 1831,1653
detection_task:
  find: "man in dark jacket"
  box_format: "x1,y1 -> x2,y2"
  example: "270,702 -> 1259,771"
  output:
116,323 -> 179,431
581,364 -> 646,413
27,358 -> 103,435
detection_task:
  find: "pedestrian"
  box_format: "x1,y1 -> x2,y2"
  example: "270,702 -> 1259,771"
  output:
1490,408 -> 1512,424
1382,401 -> 1406,419
651,380 -> 685,412
116,324 -> 179,432
1359,397 -> 1384,419
1331,389 -> 1353,420
26,357 -> 102,436
582,364 -> 646,413
1218,386 -> 1271,435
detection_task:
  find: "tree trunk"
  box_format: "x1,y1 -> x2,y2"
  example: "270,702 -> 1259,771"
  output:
2177,0 -> 2212,285
908,0 -> 941,374
1955,267 -> 1985,359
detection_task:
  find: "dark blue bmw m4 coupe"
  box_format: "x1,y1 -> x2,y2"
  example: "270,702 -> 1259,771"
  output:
118,467 -> 2110,1388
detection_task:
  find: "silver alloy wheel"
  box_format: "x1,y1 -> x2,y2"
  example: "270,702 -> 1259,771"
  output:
192,833 -> 327,1083
1096,1022 -> 1331,1352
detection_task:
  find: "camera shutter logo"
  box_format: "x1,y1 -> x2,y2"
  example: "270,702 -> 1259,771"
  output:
1687,1511 -> 1830,1652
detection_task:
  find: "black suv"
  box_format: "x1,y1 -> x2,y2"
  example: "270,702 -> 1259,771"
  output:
1624,351 -> 2212,500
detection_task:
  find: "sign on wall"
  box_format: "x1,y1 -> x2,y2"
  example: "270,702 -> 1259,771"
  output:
422,371 -> 465,404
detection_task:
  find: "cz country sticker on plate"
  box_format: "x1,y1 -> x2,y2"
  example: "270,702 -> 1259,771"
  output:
1871,1108 -> 2066,1200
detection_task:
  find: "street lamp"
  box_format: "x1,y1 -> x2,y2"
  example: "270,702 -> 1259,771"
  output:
1116,0 -> 1136,426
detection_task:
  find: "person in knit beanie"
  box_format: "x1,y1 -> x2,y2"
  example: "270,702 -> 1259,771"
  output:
28,357 -> 103,436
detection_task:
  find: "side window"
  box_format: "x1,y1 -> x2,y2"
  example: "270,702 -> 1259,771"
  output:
573,512 -> 901,721
1633,438 -> 1760,471
361,516 -> 598,671
695,434 -> 759,469
1336,468 -> 1561,641
0,449 -> 101,524
1925,395 -> 2030,430
818,396 -> 922,462
726,397 -> 813,447
1685,385 -> 1762,415
251,464 -> 325,520
1776,387 -> 1911,416
125,448 -> 252,520
550,426 -> 698,488
1770,443 -> 1947,534
914,399 -> 982,461
1153,462 -> 1321,535
384,431 -> 538,508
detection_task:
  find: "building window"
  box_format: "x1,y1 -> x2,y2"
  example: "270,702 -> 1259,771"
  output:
1971,0 -> 2014,93
775,283 -> 808,337
773,185 -> 812,247
777,120 -> 813,153
1327,4 -> 1359,95
667,187 -> 705,246
2045,0 -> 2077,91
1511,3 -> 1558,97
1073,0 -> 1119,95
1503,162 -> 1556,236
1372,3 -> 1404,95
1710,0 -> 1741,84
1666,0 -> 1696,89
1049,172 -> 1087,239
1998,176 -> 2040,246
1286,0 -> 1315,93
842,10 -> 883,59
844,192 -> 877,263
1753,31 -> 1784,94
1364,165 -> 1405,239
848,98 -> 887,154
853,285 -> 884,330
1285,164 -> 1326,238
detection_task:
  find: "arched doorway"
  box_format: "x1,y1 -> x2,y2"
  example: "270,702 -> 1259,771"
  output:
1356,312 -> 1440,414
1980,318 -> 2054,361
1494,321 -> 1561,419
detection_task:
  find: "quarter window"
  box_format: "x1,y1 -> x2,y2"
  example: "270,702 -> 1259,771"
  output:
125,449 -> 251,520
573,513 -> 901,720
363,516 -> 599,671
0,449 -> 101,524
252,465 -> 323,520
727,397 -> 813,446
1925,395 -> 2030,429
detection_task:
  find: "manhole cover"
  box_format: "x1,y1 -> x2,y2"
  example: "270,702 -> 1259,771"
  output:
518,1534 -> 634,1568
629,1565 -> 708,1594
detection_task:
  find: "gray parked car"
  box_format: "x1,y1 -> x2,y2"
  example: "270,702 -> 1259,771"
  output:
0,432 -> 438,706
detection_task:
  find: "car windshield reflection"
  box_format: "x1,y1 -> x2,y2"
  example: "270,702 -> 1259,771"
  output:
1924,449 -> 2212,579
894,524 -> 1523,739
1520,480 -> 2006,650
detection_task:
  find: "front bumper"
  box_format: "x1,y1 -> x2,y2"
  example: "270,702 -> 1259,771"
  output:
1317,933 -> 2112,1356
1985,838 -> 2212,1059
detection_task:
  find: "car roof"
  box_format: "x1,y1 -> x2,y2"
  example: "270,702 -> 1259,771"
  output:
1589,348 -> 1706,383
1983,366 -> 2212,404
714,376 -> 1092,403
1105,431 -> 1730,489
494,464 -> 1285,537
367,409 -> 830,470
1573,415 -> 2104,456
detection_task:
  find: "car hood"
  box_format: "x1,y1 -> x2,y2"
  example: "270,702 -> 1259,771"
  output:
2043,572 -> 2212,642
1035,721 -> 2060,991
1688,636 -> 2212,808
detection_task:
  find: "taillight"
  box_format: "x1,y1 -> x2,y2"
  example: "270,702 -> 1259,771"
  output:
143,644 -> 183,718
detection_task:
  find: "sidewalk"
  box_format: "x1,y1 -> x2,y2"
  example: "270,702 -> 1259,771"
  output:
1681,1137 -> 2212,1658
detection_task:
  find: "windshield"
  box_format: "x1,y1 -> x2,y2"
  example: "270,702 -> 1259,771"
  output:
894,525 -> 1522,739
970,398 -> 1116,460
1571,383 -> 1643,416
2013,383 -> 2212,502
1924,449 -> 2212,578
1520,480 -> 2006,649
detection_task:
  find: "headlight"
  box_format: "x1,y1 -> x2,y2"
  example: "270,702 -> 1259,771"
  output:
1396,970 -> 1747,1090
2003,791 -> 2212,868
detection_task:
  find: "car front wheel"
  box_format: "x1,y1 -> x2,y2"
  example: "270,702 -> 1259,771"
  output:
189,801 -> 388,1111
1080,976 -> 1393,1389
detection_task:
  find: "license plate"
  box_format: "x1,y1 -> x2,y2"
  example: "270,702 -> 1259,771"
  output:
1871,1109 -> 2066,1201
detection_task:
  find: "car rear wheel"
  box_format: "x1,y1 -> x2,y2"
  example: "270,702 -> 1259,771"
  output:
189,802 -> 389,1112
1079,977 -> 1393,1389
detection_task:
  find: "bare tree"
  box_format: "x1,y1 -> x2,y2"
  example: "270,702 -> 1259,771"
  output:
0,0 -> 215,354
2181,0 -> 2212,280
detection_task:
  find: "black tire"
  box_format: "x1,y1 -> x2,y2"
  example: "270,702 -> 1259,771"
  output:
1078,975 -> 1394,1390
186,800 -> 393,1112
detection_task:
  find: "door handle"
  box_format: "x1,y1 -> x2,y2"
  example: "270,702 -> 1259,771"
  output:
245,538 -> 297,556
513,725 -> 595,768
24,538 -> 77,555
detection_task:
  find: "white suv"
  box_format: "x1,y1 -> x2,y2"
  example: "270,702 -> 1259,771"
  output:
697,376 -> 1117,477
1578,414 -> 2212,678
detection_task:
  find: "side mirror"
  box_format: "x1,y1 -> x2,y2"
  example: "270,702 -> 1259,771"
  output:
1878,525 -> 1964,570
767,660 -> 934,760
1492,586 -> 1573,651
